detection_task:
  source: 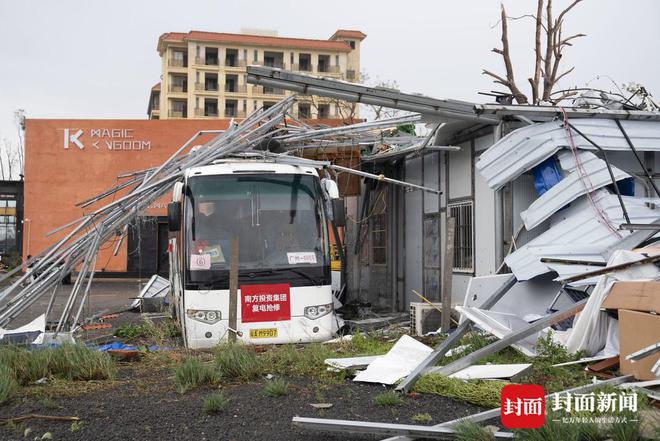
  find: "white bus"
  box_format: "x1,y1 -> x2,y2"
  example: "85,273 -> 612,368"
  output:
166,156 -> 344,349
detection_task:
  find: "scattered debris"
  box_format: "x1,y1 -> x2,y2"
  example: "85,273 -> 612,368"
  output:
353,335 -> 432,385
324,355 -> 381,371
447,363 -> 532,381
130,274 -> 170,311
309,403 -> 333,409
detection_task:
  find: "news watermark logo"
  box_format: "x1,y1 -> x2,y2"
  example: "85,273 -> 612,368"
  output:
501,384 -> 639,429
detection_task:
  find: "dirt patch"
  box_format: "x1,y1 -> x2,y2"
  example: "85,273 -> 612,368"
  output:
0,363 -> 486,441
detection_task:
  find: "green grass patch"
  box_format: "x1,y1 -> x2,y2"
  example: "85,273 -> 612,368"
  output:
114,318 -> 180,342
263,378 -> 289,397
414,374 -> 507,408
0,364 -> 18,405
453,421 -> 494,441
214,343 -> 262,381
261,343 -> 335,377
411,413 -> 433,424
203,391 -> 228,414
174,358 -> 219,394
374,390 -> 403,406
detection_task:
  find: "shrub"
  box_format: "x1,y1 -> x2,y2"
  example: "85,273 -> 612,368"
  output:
454,421 -> 494,441
48,345 -> 116,381
413,374 -> 506,408
374,390 -> 403,406
214,344 -> 262,381
0,364 -> 18,405
203,392 -> 228,414
175,358 -> 219,394
263,378 -> 289,397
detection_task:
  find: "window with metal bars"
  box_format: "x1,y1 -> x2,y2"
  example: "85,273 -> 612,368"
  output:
370,187 -> 387,265
448,200 -> 474,272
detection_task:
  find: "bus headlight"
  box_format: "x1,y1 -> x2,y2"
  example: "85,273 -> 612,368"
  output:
187,309 -> 222,324
304,303 -> 333,320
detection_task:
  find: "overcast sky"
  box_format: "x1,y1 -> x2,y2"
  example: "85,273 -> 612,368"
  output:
1,0 -> 659,141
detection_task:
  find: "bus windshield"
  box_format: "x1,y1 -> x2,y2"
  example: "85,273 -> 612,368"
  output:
184,173 -> 329,284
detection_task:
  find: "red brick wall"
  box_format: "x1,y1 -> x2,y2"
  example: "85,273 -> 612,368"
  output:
24,119 -> 231,272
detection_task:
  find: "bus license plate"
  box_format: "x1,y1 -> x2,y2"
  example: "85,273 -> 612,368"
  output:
250,328 -> 278,339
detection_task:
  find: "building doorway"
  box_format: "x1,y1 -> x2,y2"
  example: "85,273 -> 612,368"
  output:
127,216 -> 169,277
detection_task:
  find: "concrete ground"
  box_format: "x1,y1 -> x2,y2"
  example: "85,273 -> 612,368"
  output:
4,278 -> 144,328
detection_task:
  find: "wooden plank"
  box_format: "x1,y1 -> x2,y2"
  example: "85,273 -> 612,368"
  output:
228,236 -> 239,343
441,217 -> 455,332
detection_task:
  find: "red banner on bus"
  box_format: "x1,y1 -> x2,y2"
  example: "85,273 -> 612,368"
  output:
240,283 -> 291,323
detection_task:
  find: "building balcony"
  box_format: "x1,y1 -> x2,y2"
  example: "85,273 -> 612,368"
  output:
224,85 -> 247,94
168,110 -> 187,118
224,110 -> 246,118
195,56 -> 219,67
291,63 -> 314,72
195,82 -> 219,92
224,60 -> 247,69
264,61 -> 284,69
169,59 -> 186,68
168,85 -> 187,93
194,108 -> 218,118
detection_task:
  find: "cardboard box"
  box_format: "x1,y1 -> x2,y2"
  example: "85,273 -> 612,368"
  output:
618,309 -> 660,381
602,281 -> 660,314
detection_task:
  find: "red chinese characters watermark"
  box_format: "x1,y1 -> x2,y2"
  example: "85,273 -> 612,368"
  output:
241,284 -> 291,323
501,384 -> 545,429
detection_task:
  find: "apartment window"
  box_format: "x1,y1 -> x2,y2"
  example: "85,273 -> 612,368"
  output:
253,100 -> 257,111
335,55 -> 339,67
317,104 -> 329,118
196,45 -> 200,57
243,49 -> 247,62
290,52 -> 294,65
170,99 -> 187,118
204,98 -> 218,117
225,74 -> 237,92
448,200 -> 474,272
225,49 -> 237,67
205,47 -> 219,66
253,49 -> 258,62
225,99 -> 237,117
318,55 -> 330,72
345,40 -> 355,49
243,100 -> 247,113
263,101 -> 276,111
370,186 -> 387,265
299,53 -> 311,71
195,97 -> 199,108
171,49 -> 187,67
298,103 -> 310,119
205,73 -> 218,91
170,74 -> 187,92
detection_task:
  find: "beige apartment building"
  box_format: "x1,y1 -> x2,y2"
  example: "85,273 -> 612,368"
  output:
148,29 -> 366,120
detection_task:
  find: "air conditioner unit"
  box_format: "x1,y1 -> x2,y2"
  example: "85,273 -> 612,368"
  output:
410,302 -> 444,336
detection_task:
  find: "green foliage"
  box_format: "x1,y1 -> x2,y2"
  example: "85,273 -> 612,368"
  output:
395,123 -> 416,136
48,345 -> 116,381
114,318 -> 180,342
0,364 -> 18,405
374,390 -> 403,406
214,343 -> 262,381
69,421 -> 84,432
203,392 -> 228,414
263,378 -> 289,397
0,345 -> 115,385
262,343 -> 335,377
453,421 -> 494,441
411,413 -> 433,424
413,374 -> 507,408
174,358 -> 219,394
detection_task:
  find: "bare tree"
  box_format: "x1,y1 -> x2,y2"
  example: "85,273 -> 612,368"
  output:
483,0 -> 585,104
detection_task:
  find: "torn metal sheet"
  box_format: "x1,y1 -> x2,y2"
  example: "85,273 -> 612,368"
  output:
353,335 -> 432,385
553,354 -> 612,367
506,193 -> 660,281
130,274 -> 170,309
455,306 -> 541,356
0,314 -> 46,345
445,363 -> 532,381
462,274 -> 570,324
476,119 -> 660,190
520,154 -> 629,230
324,355 -> 381,371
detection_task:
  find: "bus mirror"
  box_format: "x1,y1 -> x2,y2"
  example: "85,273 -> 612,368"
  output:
332,198 -> 346,227
167,202 -> 181,232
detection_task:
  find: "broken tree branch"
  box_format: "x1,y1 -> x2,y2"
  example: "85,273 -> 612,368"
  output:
0,414 -> 80,425
531,0 -> 544,103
